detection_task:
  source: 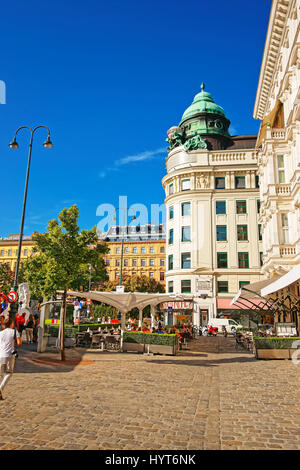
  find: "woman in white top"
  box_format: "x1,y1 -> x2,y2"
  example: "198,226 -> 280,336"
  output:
0,316 -> 22,400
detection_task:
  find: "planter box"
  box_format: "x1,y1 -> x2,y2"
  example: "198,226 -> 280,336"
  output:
122,342 -> 144,353
149,344 -> 176,355
256,349 -> 290,360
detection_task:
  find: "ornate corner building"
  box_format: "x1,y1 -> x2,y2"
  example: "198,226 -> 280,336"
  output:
254,0 -> 300,278
162,85 -> 263,326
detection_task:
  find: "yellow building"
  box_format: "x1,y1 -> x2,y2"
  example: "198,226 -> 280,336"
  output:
0,234 -> 35,271
100,224 -> 166,285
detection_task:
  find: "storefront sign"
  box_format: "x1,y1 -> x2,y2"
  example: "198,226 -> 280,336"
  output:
161,301 -> 193,310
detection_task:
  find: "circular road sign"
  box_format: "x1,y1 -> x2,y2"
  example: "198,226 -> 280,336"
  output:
7,291 -> 17,303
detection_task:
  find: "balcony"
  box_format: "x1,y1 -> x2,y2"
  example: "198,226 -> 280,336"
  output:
279,245 -> 296,257
265,183 -> 291,198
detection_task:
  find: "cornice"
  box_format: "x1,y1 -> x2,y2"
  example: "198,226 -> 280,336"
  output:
253,0 -> 290,120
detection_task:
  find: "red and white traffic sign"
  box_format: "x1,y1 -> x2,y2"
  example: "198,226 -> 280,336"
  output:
7,291 -> 17,303
86,298 -> 91,305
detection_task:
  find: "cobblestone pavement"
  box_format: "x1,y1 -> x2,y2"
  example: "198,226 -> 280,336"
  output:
1,337 -> 300,450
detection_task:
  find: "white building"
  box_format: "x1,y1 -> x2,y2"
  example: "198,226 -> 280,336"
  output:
254,0 -> 300,277
162,85 -> 263,326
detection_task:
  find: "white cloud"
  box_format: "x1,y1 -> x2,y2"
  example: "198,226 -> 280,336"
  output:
115,147 -> 166,166
99,147 -> 166,178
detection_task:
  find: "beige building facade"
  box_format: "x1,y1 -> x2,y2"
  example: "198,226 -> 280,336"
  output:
0,234 -> 34,271
254,0 -> 300,277
162,86 -> 263,325
100,224 -> 166,285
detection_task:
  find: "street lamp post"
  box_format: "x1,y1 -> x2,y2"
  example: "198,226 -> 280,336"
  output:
9,126 -> 53,307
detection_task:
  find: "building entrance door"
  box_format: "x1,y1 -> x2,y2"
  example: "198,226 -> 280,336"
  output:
200,309 -> 208,326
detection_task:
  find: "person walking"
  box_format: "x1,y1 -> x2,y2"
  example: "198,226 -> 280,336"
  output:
0,316 -> 22,400
25,314 -> 35,344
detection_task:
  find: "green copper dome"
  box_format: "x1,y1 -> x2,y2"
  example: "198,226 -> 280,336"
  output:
180,83 -> 227,124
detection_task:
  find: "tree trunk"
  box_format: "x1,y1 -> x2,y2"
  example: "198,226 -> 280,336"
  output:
60,287 -> 67,361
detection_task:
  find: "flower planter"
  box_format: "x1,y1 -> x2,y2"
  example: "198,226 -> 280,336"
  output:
122,342 -> 144,353
149,344 -> 176,355
256,349 -> 290,360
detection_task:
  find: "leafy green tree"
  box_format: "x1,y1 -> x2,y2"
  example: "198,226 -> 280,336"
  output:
0,263 -> 14,295
21,205 -> 108,359
100,274 -> 165,293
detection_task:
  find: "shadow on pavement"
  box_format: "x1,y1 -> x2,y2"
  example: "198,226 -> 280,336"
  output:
147,356 -> 256,367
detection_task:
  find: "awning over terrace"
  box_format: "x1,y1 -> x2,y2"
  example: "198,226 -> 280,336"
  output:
61,291 -> 194,314
230,277 -> 280,312
261,265 -> 300,297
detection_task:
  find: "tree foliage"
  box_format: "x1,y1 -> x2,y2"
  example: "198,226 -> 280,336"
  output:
100,274 -> 165,293
0,263 -> 14,294
20,205 -> 108,300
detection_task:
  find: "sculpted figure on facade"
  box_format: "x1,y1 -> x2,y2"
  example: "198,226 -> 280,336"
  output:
184,134 -> 207,152
166,126 -> 184,152
196,173 -> 209,189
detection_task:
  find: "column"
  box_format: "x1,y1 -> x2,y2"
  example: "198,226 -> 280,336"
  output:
121,312 -> 126,330
138,307 -> 143,328
37,299 -> 50,353
150,305 -> 155,328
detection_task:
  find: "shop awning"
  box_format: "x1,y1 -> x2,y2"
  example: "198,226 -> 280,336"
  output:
230,278 -> 280,311
218,297 -> 270,310
261,264 -> 300,297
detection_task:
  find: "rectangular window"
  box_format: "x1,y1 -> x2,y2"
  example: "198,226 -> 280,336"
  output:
115,272 -> 119,279
257,200 -> 261,213
133,247 -> 137,253
258,224 -> 262,241
124,247 -> 129,254
216,225 -> 227,241
150,247 -> 154,253
24,249 -> 28,256
169,206 -> 174,219
168,255 -> 173,270
169,183 -> 174,195
106,260 -> 110,266
239,281 -> 250,289
168,280 -> 174,293
124,259 -> 128,266
141,247 -> 146,254
141,259 -> 146,266
216,201 -> 226,214
235,176 -> 245,189
150,259 -> 154,266
281,213 -> 289,244
238,252 -> 249,268
0,250 -> 3,256
160,246 -> 165,253
160,258 -> 165,266
236,200 -> 247,214
149,272 -> 154,278
181,252 -> 191,269
237,225 -> 248,241
181,280 -> 191,293
116,259 -> 120,266
181,202 -> 191,216
215,177 -> 225,189
160,272 -> 165,281
181,226 -> 191,242
168,229 -> 174,245
277,155 -> 285,183
132,259 -> 137,267
260,252 -> 263,267
181,179 -> 190,191
217,281 -> 228,293
255,175 -> 259,188
116,247 -> 120,254
217,252 -> 228,268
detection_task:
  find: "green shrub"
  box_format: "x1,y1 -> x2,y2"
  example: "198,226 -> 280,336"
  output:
123,331 -> 178,347
253,337 -> 300,349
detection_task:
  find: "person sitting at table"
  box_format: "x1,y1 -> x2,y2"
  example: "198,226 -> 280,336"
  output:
151,327 -> 157,333
142,325 -> 150,333
157,327 -> 165,334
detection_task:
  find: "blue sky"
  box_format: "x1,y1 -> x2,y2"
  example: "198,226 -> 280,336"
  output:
0,0 -> 272,237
